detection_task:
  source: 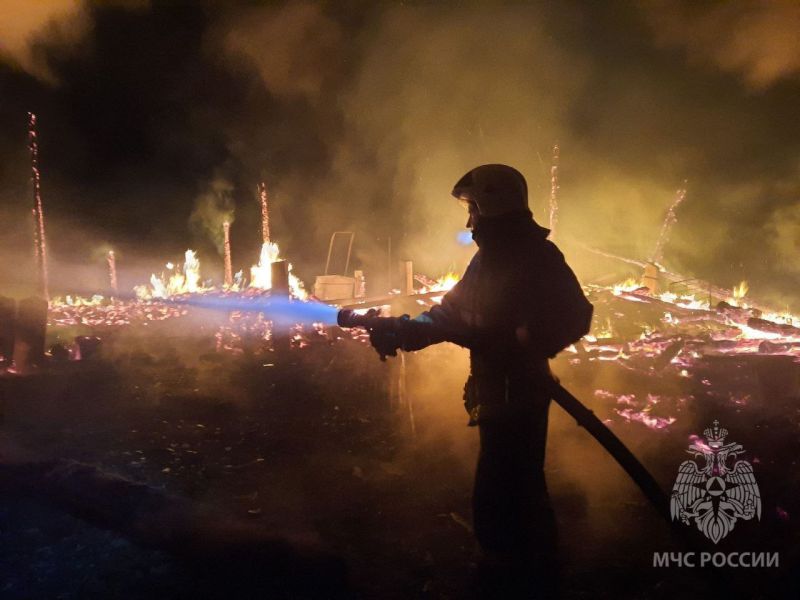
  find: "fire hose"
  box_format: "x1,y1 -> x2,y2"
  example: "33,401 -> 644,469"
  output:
336,308 -> 672,526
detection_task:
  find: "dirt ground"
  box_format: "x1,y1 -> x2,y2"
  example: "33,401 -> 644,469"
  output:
1,318 -> 798,599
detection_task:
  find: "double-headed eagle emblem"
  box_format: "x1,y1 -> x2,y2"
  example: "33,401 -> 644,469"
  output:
670,420 -> 761,543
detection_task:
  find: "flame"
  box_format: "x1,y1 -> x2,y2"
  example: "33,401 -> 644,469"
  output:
589,278 -> 800,364
761,309 -> 796,326
249,242 -> 308,300
132,242 -> 308,301
658,291 -> 709,310
727,280 -> 749,306
593,317 -> 615,339
249,242 -> 281,288
733,280 -> 749,300
52,294 -> 105,307
418,271 -> 460,294
432,271 -> 460,292
736,323 -> 784,341
136,250 -> 207,299
611,277 -> 641,295
414,271 -> 461,304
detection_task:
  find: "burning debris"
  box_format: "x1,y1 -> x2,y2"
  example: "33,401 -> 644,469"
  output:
40,257 -> 800,383
564,274 -> 800,432
412,272 -> 461,305
583,281 -> 800,368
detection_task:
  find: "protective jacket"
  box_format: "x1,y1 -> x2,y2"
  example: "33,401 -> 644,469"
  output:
397,210 -> 592,424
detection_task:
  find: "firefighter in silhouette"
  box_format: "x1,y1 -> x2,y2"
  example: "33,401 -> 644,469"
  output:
347,164 -> 592,594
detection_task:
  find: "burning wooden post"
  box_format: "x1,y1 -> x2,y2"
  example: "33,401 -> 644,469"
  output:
271,260 -> 290,353
271,260 -> 289,295
402,261 -> 414,296
107,250 -> 118,297
0,296 -> 15,364
258,182 -> 271,245
642,262 -> 661,295
548,143 -> 560,240
354,270 -> 366,298
651,182 -> 687,265
13,296 -> 48,371
28,112 -> 49,300
386,237 -> 393,292
223,221 -> 233,288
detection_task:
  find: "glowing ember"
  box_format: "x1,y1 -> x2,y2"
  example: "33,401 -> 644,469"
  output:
548,143 -> 559,240
615,409 -> 676,430
49,296 -> 187,327
258,181 -> 271,244
594,389 -> 679,430
28,112 -> 49,300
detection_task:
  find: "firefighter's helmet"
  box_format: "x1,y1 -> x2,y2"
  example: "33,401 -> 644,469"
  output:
451,164 -> 528,216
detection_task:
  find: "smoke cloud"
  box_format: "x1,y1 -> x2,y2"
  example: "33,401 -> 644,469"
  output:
644,0 -> 800,90
221,1 -> 344,101
0,1 -> 798,309
190,175 -> 236,256
0,0 -> 87,83
768,201 -> 800,276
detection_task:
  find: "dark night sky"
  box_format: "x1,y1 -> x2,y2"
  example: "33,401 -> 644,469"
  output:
0,1 -> 799,306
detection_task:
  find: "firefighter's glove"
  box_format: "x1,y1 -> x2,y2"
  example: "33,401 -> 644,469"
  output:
368,314 -> 410,361
369,329 -> 399,361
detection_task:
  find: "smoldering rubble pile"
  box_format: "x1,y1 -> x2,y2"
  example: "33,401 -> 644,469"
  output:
17,279 -> 800,436
582,286 -> 800,366
48,297 -> 188,328
571,285 -> 800,431
43,281 -> 800,371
